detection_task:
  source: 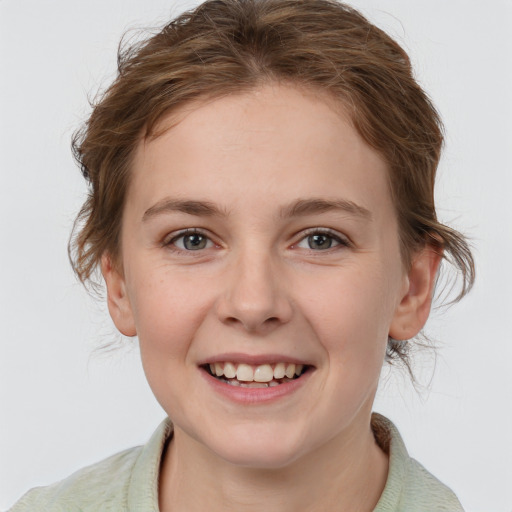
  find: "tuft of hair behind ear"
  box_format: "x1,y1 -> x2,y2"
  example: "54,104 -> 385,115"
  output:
431,225 -> 475,306
385,226 -> 475,385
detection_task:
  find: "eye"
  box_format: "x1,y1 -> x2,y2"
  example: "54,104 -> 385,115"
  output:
295,230 -> 348,251
167,230 -> 214,251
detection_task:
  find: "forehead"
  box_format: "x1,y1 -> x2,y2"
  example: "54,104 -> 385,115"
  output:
127,84 -> 392,219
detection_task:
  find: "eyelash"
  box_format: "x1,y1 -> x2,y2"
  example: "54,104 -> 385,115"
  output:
163,227 -> 351,254
163,229 -> 216,253
293,228 -> 351,252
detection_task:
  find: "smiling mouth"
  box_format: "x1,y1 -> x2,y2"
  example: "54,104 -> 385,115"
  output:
203,361 -> 310,388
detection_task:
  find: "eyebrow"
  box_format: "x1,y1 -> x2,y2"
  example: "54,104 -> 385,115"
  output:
142,197 -> 372,222
279,198 -> 373,220
142,199 -> 228,221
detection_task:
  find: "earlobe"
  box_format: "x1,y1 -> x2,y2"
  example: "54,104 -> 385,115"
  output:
389,245 -> 442,341
101,254 -> 137,337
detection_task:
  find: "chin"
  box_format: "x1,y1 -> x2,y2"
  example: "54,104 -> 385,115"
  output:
220,447 -> 302,470
205,425 -> 308,469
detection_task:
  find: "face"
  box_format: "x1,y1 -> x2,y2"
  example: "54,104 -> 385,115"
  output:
104,84 -> 433,469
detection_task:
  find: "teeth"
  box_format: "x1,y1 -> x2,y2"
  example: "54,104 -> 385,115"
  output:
236,364 -> 254,382
208,361 -> 307,383
285,363 -> 296,379
273,362 -> 286,379
223,362 -> 236,378
254,364 -> 274,382
215,362 -> 224,377
240,382 -> 268,388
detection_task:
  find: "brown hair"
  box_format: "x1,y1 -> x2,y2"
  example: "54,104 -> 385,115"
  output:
69,0 -> 475,368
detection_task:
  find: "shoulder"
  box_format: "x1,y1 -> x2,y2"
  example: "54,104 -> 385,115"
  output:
9,419 -> 173,512
402,456 -> 464,511
372,413 -> 464,512
9,446 -> 141,512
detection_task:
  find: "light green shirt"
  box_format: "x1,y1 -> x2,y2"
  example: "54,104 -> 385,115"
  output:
9,414 -> 464,511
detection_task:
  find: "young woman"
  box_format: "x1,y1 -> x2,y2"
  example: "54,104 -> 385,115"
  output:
9,0 -> 475,510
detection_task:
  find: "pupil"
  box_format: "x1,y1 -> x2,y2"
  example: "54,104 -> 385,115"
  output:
184,234 -> 207,250
308,234 -> 331,250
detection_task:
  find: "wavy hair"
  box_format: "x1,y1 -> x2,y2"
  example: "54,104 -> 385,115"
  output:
69,0 -> 475,370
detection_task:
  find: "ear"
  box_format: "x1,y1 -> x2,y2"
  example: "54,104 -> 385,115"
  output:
389,245 -> 442,341
101,254 -> 137,337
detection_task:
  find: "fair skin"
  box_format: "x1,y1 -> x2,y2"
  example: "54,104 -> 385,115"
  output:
102,84 -> 440,512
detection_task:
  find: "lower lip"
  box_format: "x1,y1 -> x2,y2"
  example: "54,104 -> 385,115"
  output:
200,368 -> 312,404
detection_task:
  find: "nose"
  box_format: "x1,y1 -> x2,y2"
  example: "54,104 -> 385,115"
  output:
215,248 -> 293,334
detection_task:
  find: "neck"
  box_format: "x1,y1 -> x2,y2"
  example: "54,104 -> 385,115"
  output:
159,414 -> 388,512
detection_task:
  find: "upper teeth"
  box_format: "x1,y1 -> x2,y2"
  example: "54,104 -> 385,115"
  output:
209,362 -> 304,383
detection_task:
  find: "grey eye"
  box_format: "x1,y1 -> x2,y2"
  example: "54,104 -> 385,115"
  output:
307,234 -> 335,250
174,233 -> 212,250
295,231 -> 346,251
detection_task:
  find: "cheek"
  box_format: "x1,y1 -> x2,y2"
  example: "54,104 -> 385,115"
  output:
297,265 -> 397,365
128,270 -> 217,415
128,268 -> 214,358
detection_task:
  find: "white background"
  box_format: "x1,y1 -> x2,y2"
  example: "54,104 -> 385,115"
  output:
1,1 -> 511,510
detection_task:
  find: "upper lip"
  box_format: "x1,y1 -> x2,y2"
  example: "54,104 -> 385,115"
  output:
197,353 -> 313,366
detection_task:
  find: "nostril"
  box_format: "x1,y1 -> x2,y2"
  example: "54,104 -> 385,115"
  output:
221,314 -> 283,333
215,275 -> 294,332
